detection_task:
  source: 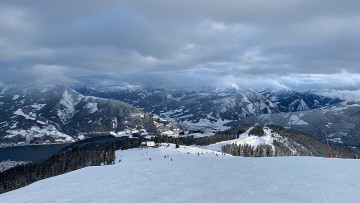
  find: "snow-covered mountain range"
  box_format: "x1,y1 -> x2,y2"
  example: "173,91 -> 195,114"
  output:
0,84 -> 170,146
77,86 -> 340,130
75,86 -> 360,147
1,83 -> 359,148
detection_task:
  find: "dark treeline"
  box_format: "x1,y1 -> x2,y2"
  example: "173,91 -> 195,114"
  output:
272,140 -> 293,156
248,126 -> 265,136
0,136 -> 141,194
222,143 -> 273,157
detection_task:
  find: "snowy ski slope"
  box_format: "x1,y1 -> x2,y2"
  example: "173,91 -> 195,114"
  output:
0,144 -> 359,203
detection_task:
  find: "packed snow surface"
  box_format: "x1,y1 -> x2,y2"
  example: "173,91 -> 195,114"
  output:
1,145 -> 360,203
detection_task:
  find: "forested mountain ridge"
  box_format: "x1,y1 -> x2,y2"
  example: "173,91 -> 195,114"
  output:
236,103 -> 360,147
219,125 -> 360,158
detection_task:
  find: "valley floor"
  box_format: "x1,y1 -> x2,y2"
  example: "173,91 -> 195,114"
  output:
0,145 -> 359,203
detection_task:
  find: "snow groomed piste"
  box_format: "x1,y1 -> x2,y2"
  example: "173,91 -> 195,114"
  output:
1,144 -> 359,203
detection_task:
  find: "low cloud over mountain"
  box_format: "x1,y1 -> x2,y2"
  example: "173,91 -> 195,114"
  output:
1,1 -> 360,90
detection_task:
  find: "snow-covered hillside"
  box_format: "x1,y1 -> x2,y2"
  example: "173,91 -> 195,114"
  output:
202,127 -> 275,151
1,145 -> 359,203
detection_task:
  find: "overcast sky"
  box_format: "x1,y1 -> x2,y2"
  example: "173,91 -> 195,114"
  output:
1,0 -> 360,90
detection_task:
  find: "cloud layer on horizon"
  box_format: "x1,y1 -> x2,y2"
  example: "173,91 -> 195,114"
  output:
0,0 -> 360,90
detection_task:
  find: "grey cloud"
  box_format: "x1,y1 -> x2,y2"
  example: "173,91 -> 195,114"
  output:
0,0 -> 360,90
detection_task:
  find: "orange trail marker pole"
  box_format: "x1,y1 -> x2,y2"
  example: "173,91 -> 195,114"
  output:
327,152 -> 332,158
